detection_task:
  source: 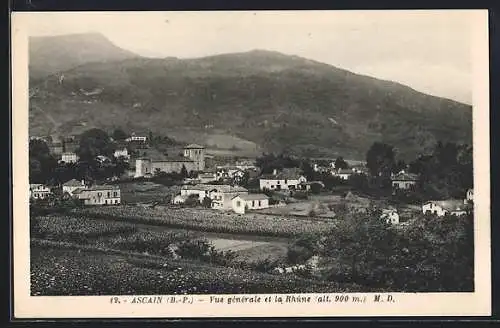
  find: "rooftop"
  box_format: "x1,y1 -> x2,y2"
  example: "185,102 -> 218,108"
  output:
184,144 -> 205,149
392,172 -> 419,181
62,179 -> 82,187
232,193 -> 269,201
181,184 -> 248,193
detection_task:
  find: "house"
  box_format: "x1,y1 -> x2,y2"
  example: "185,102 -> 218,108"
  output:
197,172 -> 217,184
381,209 -> 399,224
48,142 -> 64,156
73,185 -> 121,205
391,171 -> 419,190
334,169 -> 354,180
422,200 -> 469,217
178,184 -> 249,210
231,194 -> 270,214
60,152 -> 79,164
29,184 -> 52,200
125,133 -> 147,143
465,189 -> 474,204
135,144 -> 205,178
259,168 -> 307,191
114,148 -> 130,161
180,184 -> 215,202
216,166 -> 245,181
210,185 -> 249,210
172,194 -> 189,205
62,179 -> 86,196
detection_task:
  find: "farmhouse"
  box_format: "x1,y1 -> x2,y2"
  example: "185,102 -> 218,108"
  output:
114,148 -> 130,160
422,200 -> 469,217
210,185 -> 249,210
334,169 -> 354,180
135,144 -> 205,178
62,179 -> 86,196
29,184 -> 52,200
231,194 -> 270,214
391,171 -> 419,190
72,185 -> 121,205
381,209 -> 399,224
60,152 -> 79,164
259,168 -> 307,191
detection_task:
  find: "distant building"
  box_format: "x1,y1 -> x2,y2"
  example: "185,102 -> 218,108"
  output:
172,194 -> 189,205
62,179 -> 86,196
210,185 -> 249,210
259,168 -> 307,191
60,152 -> 79,164
48,142 -> 64,156
73,185 -> 121,205
29,184 -> 52,200
96,155 -> 112,164
135,144 -> 205,178
465,188 -> 474,204
125,133 -> 147,143
422,200 -> 469,217
198,172 -> 217,184
391,171 -> 419,190
114,148 -> 130,160
334,169 -> 354,180
381,209 -> 399,224
231,194 -> 270,214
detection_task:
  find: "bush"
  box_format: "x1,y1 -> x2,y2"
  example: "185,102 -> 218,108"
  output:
287,245 -> 313,265
293,191 -> 308,200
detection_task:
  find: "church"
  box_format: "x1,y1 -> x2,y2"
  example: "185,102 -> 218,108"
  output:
134,144 -> 205,178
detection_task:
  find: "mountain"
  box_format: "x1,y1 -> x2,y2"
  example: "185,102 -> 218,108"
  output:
28,47 -> 472,160
29,33 -> 138,80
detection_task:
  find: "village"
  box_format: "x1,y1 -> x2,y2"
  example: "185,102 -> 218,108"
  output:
29,130 -> 474,223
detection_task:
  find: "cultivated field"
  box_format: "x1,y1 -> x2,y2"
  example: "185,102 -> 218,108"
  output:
119,181 -> 180,204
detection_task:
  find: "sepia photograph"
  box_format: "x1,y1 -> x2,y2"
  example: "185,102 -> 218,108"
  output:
12,10 -> 490,318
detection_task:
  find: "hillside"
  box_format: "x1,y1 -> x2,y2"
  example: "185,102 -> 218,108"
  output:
29,33 -> 138,80
29,44 -> 472,160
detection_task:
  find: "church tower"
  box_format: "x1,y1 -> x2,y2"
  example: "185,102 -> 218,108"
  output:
183,144 -> 205,171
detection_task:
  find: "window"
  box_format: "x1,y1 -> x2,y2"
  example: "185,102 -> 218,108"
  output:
285,179 -> 288,184
107,192 -> 111,197
236,201 -> 241,207
277,180 -> 280,184
258,200 -> 261,206
114,200 -> 118,204
252,200 -> 255,207
114,192 -> 118,197
98,192 -> 102,197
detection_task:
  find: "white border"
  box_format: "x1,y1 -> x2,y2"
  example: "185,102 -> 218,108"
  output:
12,10 -> 491,318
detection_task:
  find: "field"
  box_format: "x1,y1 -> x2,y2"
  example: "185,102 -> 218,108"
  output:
30,213 -> 358,295
71,205 -> 338,238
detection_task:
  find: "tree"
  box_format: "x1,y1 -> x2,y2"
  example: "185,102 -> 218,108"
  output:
29,139 -> 57,183
112,128 -> 128,141
76,128 -> 114,162
202,196 -> 212,208
366,142 -> 395,177
334,157 -> 348,170
180,165 -> 188,178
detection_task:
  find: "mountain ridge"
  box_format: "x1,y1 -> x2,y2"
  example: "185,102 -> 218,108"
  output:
28,34 -> 472,160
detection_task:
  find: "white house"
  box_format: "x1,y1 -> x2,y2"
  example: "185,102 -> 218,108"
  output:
180,184 -> 216,202
29,184 -> 52,200
114,148 -> 130,160
391,171 -> 419,190
62,179 -> 86,196
422,200 -> 469,217
72,185 -> 121,205
259,168 -> 307,191
60,152 -> 79,163
125,133 -> 147,143
334,169 -> 354,180
465,189 -> 473,203
210,185 -> 249,210
231,194 -> 270,214
381,209 -> 399,224
172,194 -> 189,205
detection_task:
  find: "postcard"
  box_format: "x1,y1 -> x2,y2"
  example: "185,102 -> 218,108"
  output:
12,10 -> 490,318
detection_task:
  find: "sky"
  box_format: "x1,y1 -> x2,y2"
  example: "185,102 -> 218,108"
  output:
20,10 -> 478,104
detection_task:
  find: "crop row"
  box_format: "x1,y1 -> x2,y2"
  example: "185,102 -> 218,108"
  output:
72,206 -> 337,238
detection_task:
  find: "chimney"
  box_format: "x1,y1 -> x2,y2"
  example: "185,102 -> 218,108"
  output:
273,168 -> 278,175
81,179 -> 85,186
